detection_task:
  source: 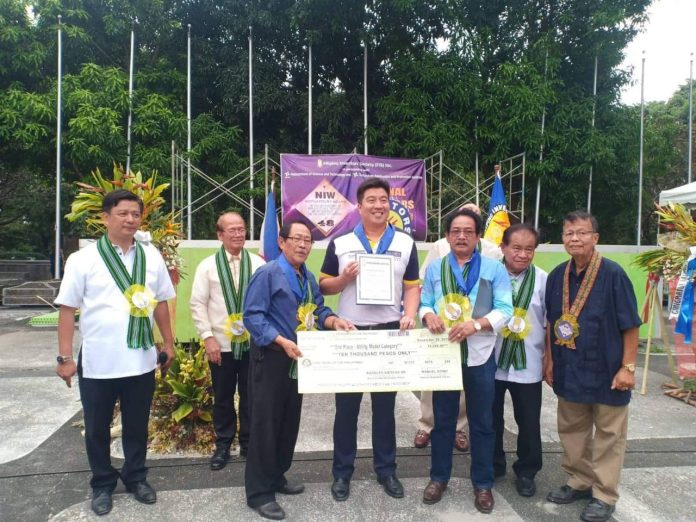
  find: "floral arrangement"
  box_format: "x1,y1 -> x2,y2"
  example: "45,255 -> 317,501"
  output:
148,342 -> 215,454
66,164 -> 185,283
633,203 -> 693,280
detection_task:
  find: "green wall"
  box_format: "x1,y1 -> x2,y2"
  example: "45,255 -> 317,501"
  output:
174,247 -> 650,341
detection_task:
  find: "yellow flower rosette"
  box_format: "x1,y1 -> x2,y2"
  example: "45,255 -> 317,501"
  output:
437,293 -> 472,327
123,284 -> 156,317
502,307 -> 531,341
224,312 -> 250,342
296,303 -> 318,331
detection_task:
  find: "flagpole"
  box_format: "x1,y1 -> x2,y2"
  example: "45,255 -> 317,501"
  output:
308,43 -> 313,155
534,49 -> 548,230
126,24 -> 135,174
475,119 -> 480,207
249,26 -> 255,239
637,51 -> 645,246
587,55 -> 598,212
689,52 -> 693,183
54,15 -> 63,279
363,40 -> 368,155
186,24 -> 192,239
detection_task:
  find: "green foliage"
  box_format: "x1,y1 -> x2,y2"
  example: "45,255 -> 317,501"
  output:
149,342 -> 215,454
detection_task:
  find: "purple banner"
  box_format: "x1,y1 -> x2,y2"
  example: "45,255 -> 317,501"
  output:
280,154 -> 427,241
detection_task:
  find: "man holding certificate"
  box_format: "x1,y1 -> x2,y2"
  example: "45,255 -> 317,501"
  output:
320,177 -> 420,502
242,220 -> 354,520
419,208 -> 513,514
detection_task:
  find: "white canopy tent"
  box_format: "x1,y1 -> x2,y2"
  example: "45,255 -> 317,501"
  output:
659,181 -> 696,207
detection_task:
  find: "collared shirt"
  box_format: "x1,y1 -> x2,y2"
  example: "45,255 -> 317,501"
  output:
494,265 -> 548,383
419,255 -> 513,367
419,237 -> 502,279
320,229 -> 420,326
243,257 -> 336,347
545,257 -> 642,406
55,240 -> 176,379
189,248 -> 265,351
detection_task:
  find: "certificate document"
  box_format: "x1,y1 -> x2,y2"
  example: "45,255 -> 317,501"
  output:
297,328 -> 463,394
355,254 -> 394,305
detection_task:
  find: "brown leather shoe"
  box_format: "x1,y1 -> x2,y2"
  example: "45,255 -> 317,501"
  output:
454,431 -> 469,452
422,481 -> 447,504
414,429 -> 430,448
474,488 -> 494,514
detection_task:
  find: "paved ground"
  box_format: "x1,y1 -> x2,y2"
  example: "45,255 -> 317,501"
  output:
1,306 -> 695,522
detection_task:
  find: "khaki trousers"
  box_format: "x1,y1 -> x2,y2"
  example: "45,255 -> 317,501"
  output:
557,397 -> 629,505
418,390 -> 468,433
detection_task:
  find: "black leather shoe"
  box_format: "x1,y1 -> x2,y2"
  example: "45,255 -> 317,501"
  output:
546,484 -> 592,504
277,482 -> 305,495
515,476 -> 536,497
331,478 -> 350,501
210,445 -> 230,470
91,489 -> 113,516
126,480 -> 157,504
254,501 -> 286,520
377,475 -> 404,499
239,446 -> 248,458
581,498 -> 616,522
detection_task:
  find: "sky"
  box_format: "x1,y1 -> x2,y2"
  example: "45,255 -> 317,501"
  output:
620,0 -> 696,105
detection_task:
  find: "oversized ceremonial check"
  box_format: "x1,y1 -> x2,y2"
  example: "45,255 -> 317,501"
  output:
297,328 -> 463,394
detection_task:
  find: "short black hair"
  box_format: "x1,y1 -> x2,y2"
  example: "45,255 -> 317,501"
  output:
502,223 -> 540,247
356,178 -> 390,203
279,220 -> 311,238
564,210 -> 598,233
102,189 -> 144,213
445,208 -> 482,235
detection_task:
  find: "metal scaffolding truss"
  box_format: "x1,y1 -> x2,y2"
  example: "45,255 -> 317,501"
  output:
424,151 -> 526,240
170,142 -> 281,239
170,144 -> 524,241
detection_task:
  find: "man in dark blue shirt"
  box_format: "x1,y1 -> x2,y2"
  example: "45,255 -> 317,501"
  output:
243,220 -> 354,520
544,211 -> 641,522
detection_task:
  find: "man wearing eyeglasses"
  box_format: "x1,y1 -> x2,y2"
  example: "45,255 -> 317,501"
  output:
320,177 -> 421,502
544,211 -> 641,522
243,220 -> 355,520
190,212 -> 265,470
419,208 -> 512,513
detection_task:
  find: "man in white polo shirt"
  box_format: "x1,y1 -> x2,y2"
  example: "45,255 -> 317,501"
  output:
320,177 -> 420,502
55,190 -> 176,517
493,223 -> 548,498
190,212 -> 265,469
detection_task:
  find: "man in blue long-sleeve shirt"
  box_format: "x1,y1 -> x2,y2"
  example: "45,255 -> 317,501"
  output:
243,220 -> 354,521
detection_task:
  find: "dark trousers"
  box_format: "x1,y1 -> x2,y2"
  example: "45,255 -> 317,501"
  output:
431,351 -> 496,489
493,379 -> 543,479
245,344 -> 302,508
78,358 -> 155,491
209,351 -> 249,450
332,321 -> 400,480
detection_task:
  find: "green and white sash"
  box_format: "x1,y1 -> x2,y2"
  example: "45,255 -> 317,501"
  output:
498,266 -> 536,370
440,258 -> 472,365
215,247 -> 251,359
97,235 -> 155,349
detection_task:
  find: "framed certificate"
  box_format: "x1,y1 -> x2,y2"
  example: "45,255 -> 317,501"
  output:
355,254 -> 395,305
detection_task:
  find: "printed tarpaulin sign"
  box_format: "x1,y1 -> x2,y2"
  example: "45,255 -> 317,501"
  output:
280,154 -> 427,241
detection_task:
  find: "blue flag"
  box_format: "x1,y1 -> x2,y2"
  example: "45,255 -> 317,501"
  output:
259,182 -> 281,261
483,173 -> 510,246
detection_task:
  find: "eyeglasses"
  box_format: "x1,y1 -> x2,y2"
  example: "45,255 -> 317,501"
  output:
562,230 -> 595,239
224,227 -> 246,236
449,229 -> 477,237
285,236 -> 314,246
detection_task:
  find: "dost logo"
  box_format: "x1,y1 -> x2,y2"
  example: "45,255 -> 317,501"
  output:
388,199 -> 413,235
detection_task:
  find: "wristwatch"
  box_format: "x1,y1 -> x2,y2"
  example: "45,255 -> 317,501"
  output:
472,320 -> 482,332
622,363 -> 636,373
56,355 -> 73,365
